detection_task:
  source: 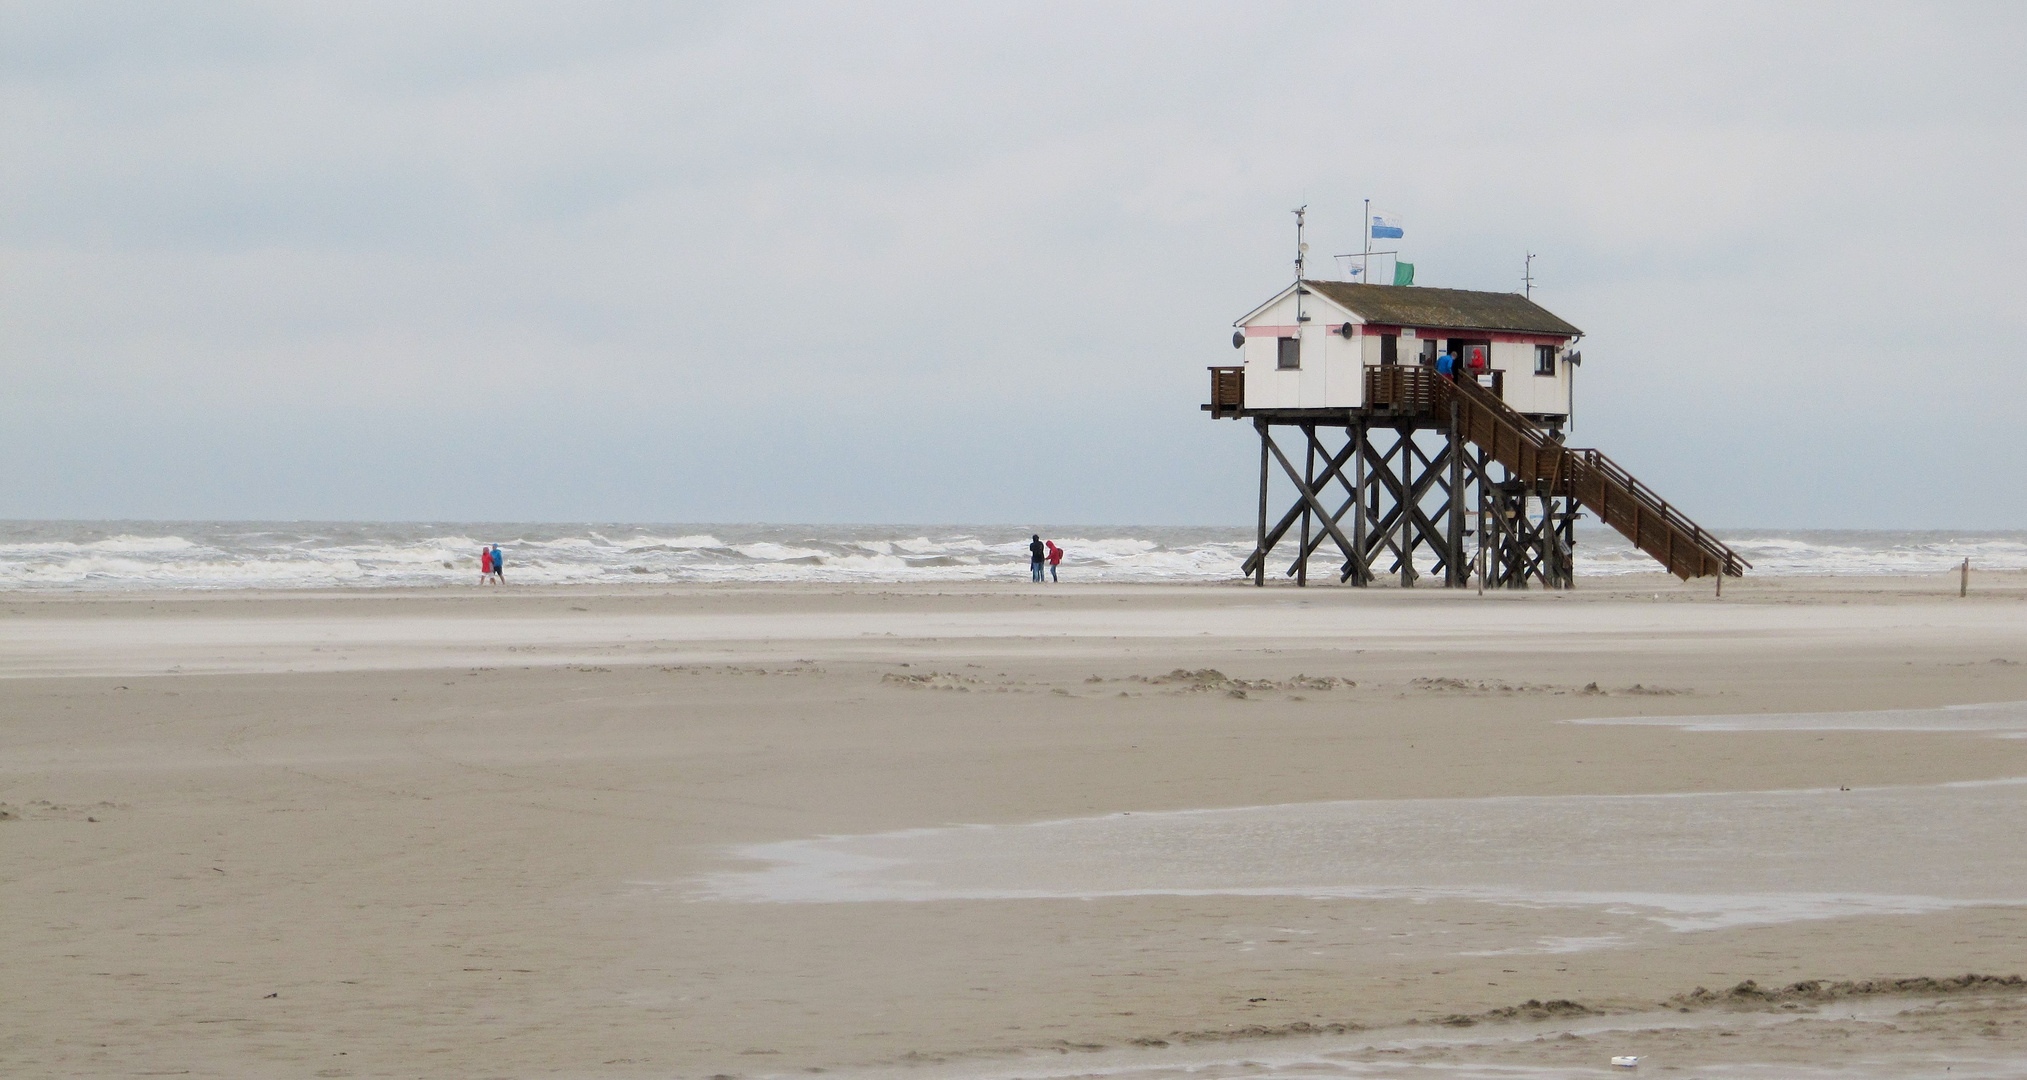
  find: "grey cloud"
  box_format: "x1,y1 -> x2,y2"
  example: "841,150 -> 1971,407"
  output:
1,1 -> 2022,525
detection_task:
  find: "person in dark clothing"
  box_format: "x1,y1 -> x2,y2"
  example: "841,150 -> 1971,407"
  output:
1029,534 -> 1046,582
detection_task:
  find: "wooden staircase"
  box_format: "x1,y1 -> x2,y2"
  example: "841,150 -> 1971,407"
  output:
1371,367 -> 1748,580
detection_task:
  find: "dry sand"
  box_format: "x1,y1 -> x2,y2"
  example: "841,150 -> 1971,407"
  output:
3,572 -> 2026,1077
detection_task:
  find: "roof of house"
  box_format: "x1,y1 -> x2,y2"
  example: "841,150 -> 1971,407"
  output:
1301,281 -> 1582,337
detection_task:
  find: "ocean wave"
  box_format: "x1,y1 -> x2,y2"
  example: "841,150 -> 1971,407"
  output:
0,522 -> 2019,591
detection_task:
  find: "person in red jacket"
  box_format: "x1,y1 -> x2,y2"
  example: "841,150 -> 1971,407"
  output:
479,546 -> 493,585
1045,540 -> 1063,582
1465,345 -> 1488,380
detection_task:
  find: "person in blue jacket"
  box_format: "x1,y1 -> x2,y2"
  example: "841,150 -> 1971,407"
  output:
490,544 -> 505,583
1436,349 -> 1456,380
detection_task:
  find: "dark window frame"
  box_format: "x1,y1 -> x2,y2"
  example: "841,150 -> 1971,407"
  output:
1534,344 -> 1557,376
1277,337 -> 1301,370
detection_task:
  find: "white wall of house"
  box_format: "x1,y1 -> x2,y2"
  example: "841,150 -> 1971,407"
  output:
1238,290 -> 1365,409
1493,339 -> 1572,417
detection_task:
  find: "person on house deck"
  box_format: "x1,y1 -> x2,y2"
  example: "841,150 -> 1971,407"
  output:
1436,349 -> 1456,380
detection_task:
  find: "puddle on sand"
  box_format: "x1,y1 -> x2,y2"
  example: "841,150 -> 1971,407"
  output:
688,780 -> 2027,938
1566,699 -> 2027,735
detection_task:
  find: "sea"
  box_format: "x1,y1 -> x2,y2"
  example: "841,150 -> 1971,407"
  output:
0,521 -> 2021,591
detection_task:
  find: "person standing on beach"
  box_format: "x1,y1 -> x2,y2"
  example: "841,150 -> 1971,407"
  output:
479,546 -> 493,584
1046,540 -> 1063,583
1029,534 -> 1046,583
490,544 -> 505,584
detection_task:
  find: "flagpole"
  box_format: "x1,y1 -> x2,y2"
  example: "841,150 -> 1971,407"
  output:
1362,198 -> 1371,286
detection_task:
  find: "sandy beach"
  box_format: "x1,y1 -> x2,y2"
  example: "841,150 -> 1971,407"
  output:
5,573 -> 2027,1077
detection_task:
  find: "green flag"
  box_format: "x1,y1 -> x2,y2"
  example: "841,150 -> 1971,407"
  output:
1393,262 -> 1415,286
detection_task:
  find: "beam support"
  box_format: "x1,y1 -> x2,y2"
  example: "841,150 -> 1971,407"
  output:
1254,418 -> 1268,587
1262,430 -> 1363,582
1351,418 -> 1369,586
1226,411 -> 1571,590
1297,424 -> 1315,586
1447,401 -> 1467,587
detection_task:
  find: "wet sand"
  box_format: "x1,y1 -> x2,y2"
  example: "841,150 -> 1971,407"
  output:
2,572 -> 2026,1076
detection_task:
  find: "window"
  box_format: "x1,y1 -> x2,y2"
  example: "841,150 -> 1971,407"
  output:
1277,337 -> 1301,370
1535,344 -> 1557,376
1420,339 -> 1438,366
1379,334 -> 1398,366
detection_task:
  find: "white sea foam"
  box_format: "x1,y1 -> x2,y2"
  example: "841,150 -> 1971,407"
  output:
0,522 -> 2019,591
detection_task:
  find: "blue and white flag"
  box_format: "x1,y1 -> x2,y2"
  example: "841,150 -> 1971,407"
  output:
1371,211 -> 1403,239
1334,255 -> 1365,280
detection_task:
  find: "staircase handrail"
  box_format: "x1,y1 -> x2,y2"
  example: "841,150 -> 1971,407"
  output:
1437,371 -> 1748,578
1439,372 -> 1573,486
1568,449 -> 1752,576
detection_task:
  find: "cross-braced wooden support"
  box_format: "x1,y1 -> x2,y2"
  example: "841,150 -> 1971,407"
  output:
1240,416 -> 1575,589
1472,451 -> 1576,590
1243,418 -> 1512,588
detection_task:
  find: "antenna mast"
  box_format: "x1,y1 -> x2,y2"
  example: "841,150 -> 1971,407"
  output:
1292,205 -> 1307,282
1524,251 -> 1536,299
1293,204 -> 1307,324
1362,198 -> 1371,286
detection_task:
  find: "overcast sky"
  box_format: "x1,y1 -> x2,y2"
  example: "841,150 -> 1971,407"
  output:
2,2 -> 2022,527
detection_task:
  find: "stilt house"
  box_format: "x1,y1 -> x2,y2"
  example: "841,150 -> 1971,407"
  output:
1205,280 -> 1747,587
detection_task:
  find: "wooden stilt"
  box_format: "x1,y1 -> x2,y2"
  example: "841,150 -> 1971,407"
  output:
1560,494 -> 1578,589
1297,424 -> 1314,587
1398,433 -> 1418,586
1351,418 -> 1370,586
1255,418 -> 1268,587
1447,401 -> 1465,587
1476,447 -> 1490,591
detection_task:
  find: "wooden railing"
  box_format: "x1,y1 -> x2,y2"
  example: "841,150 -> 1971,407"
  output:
1363,365 -> 1441,416
1448,374 -> 1747,580
1369,366 -> 1748,580
1566,449 -> 1749,579
1207,366 -> 1244,416
1445,373 -> 1571,487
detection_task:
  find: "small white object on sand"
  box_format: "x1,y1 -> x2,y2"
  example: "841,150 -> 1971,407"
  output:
1611,1057 -> 1640,1068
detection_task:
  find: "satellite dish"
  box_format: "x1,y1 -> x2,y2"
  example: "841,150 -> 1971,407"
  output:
1232,330 -> 1246,349
1338,322 -> 1355,339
